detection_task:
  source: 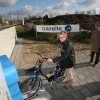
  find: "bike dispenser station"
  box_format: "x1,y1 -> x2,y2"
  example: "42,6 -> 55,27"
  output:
0,55 -> 23,100
0,55 -> 51,100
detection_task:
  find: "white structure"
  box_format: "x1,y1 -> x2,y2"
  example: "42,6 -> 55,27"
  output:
0,62 -> 12,100
0,26 -> 17,58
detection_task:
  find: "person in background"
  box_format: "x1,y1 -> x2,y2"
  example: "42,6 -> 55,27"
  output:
47,31 -> 75,89
89,23 -> 100,67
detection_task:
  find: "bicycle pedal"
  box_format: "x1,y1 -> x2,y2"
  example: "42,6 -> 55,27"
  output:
48,75 -> 54,82
56,76 -> 66,83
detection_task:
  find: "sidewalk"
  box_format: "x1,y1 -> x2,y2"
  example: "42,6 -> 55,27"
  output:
11,39 -> 100,100
43,52 -> 100,100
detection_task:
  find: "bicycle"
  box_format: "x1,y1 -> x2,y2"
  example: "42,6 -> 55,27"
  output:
20,53 -> 66,100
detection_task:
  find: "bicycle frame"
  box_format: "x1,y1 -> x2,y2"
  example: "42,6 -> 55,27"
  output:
28,60 -> 62,88
21,53 -> 66,100
24,53 -> 65,89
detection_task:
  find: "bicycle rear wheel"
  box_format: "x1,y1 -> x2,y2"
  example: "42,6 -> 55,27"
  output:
20,77 -> 41,100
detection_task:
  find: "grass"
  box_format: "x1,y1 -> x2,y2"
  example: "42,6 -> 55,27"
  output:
16,26 -> 35,38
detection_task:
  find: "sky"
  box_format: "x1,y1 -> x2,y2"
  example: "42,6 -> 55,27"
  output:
0,0 -> 100,20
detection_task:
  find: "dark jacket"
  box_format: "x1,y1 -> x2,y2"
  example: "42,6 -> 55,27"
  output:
53,39 -> 75,69
90,31 -> 100,52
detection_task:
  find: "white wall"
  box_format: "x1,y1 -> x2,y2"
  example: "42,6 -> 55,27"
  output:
0,62 -> 12,100
0,26 -> 17,58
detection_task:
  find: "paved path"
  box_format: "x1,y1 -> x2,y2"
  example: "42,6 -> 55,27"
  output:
43,52 -> 100,100
11,39 -> 100,100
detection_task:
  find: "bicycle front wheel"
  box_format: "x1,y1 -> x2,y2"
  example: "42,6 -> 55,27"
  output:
20,77 -> 41,100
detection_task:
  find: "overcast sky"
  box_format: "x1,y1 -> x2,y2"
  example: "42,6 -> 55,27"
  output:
0,0 -> 100,19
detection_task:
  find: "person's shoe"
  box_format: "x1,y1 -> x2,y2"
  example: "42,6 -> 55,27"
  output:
64,81 -> 70,89
92,64 -> 96,67
64,79 -> 73,89
89,61 -> 93,64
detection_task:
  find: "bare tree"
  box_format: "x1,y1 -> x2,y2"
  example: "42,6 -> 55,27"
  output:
80,10 -> 86,14
98,10 -> 100,15
75,11 -> 79,14
87,10 -> 91,15
91,9 -> 96,15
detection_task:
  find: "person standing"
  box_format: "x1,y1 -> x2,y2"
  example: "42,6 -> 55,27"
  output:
89,23 -> 100,67
47,31 -> 75,89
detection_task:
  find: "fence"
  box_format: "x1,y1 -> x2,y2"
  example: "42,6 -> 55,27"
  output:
0,26 -> 17,58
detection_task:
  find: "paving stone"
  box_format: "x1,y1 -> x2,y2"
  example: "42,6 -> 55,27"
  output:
62,95 -> 75,100
91,95 -> 100,100
49,92 -> 56,100
63,87 -> 74,96
75,69 -> 85,74
85,77 -> 95,84
73,70 -> 78,75
46,83 -> 57,92
95,68 -> 100,73
75,61 -> 80,64
82,71 -> 92,77
42,79 -> 52,87
87,84 -> 100,94
53,89 -> 65,100
72,82 -> 82,91
89,70 -> 98,75
78,80 -> 89,88
87,66 -> 94,70
82,67 -> 91,72
81,88 -> 92,97
91,75 -> 99,81
57,98 -> 63,100
11,38 -> 23,70
72,91 -> 85,100
76,74 -> 86,80
94,82 -> 100,89
85,97 -> 93,100
55,83 -> 63,89
96,73 -> 100,78
73,76 -> 80,82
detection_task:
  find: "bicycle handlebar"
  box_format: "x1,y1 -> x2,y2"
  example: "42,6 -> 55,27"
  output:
35,52 -> 60,65
34,52 -> 48,63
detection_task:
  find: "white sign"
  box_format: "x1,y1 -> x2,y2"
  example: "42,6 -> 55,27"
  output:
0,62 -> 12,100
36,24 -> 79,32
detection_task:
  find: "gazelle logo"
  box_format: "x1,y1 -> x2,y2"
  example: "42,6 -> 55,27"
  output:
65,25 -> 72,32
42,26 -> 62,31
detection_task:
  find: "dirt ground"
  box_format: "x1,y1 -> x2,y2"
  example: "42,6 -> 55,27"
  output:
22,39 -> 91,68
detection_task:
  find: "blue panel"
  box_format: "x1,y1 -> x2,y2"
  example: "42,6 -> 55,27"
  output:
0,55 -> 23,100
9,83 -> 20,96
12,92 -> 24,100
